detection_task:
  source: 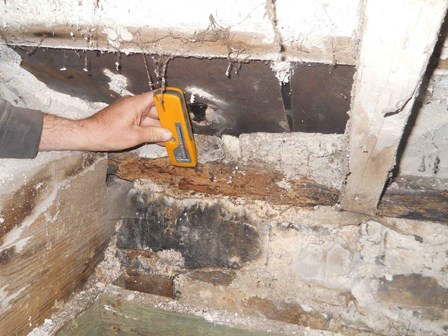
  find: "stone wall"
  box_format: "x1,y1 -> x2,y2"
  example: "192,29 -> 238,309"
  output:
112,145 -> 448,335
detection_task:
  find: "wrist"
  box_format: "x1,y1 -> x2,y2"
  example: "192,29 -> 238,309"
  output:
39,114 -> 93,152
76,117 -> 98,151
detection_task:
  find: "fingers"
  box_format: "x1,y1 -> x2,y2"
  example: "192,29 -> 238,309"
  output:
138,126 -> 172,144
148,106 -> 159,119
135,93 -> 159,123
138,91 -> 155,108
141,116 -> 161,127
131,92 -> 155,119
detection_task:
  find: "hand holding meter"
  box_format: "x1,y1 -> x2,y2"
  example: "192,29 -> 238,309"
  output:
154,87 -> 198,167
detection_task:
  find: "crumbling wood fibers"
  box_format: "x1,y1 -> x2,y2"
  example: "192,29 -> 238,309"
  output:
108,154 -> 339,207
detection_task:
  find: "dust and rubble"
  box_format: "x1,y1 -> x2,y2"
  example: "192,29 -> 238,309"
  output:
94,224 -> 123,284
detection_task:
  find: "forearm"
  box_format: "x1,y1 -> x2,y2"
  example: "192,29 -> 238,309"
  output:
38,114 -> 91,151
3,92 -> 171,156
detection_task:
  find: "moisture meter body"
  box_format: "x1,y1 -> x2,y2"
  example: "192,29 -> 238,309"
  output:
154,87 -> 198,167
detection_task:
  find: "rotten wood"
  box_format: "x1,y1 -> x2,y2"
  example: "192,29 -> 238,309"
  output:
109,154 -> 448,223
108,154 -> 339,207
340,0 -> 448,215
379,176 -> 448,223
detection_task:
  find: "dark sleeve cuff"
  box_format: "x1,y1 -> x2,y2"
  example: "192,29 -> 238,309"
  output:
0,99 -> 44,159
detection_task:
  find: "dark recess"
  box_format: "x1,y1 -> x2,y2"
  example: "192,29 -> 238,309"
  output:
187,102 -> 207,122
15,47 -> 354,135
289,63 -> 355,134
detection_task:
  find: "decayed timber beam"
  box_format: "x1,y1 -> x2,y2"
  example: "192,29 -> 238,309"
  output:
380,176 -> 448,223
109,154 -> 448,223
340,0 -> 448,215
108,154 -> 339,207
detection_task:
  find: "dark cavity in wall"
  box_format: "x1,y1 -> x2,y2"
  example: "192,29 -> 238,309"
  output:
117,190 -> 261,269
114,269 -> 175,298
16,47 -> 354,135
289,63 -> 354,134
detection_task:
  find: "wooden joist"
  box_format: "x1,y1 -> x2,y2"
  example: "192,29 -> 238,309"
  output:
340,0 -> 448,215
0,154 -> 112,336
109,155 -> 448,223
108,154 -> 339,207
380,176 -> 448,223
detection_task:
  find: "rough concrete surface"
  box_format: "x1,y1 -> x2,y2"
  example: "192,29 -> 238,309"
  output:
399,71 -> 448,178
239,133 -> 348,189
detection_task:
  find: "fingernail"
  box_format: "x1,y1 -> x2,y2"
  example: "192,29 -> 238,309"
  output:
161,129 -> 173,141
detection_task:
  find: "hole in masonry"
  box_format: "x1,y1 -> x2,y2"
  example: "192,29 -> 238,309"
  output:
113,269 -> 175,298
187,102 -> 208,122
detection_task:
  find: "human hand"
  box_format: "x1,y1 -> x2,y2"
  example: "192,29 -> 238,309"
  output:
80,91 -> 172,151
39,92 -> 173,152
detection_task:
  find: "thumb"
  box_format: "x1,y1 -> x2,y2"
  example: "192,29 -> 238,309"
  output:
139,126 -> 172,144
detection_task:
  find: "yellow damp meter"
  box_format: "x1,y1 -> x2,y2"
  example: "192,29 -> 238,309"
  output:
154,87 -> 198,167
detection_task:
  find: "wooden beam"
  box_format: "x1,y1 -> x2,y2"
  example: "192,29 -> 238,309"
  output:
0,154 -> 111,335
379,176 -> 448,223
109,154 -> 448,224
108,154 -> 339,207
340,0 -> 448,215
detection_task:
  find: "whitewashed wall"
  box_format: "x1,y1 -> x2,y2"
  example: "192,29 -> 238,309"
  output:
0,0 -> 360,64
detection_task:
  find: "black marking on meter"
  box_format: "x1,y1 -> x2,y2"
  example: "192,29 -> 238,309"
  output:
173,123 -> 191,163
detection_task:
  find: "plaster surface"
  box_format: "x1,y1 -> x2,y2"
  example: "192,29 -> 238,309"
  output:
0,0 -> 360,64
398,71 -> 448,178
0,46 -> 105,119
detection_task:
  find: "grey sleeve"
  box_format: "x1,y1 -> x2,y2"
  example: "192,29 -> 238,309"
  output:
0,99 -> 44,159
